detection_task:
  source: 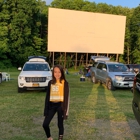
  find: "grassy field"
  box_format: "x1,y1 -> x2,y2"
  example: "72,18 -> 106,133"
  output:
0,71 -> 140,140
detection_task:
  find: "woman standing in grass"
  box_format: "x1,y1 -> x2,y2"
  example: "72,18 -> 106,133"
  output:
43,65 -> 70,140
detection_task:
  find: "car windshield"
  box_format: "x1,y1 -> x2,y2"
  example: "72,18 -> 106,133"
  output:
108,64 -> 129,72
23,63 -> 50,71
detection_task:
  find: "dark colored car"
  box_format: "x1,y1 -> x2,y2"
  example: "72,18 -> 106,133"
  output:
126,64 -> 140,75
0,72 -> 2,83
132,72 -> 140,125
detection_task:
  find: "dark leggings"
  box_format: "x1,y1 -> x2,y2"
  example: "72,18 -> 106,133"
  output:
43,102 -> 64,138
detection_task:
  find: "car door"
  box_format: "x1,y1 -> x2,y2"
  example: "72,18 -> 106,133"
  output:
100,64 -> 108,82
96,63 -> 103,80
132,73 -> 140,125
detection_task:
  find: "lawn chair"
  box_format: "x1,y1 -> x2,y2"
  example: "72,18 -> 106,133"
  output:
2,72 -> 10,81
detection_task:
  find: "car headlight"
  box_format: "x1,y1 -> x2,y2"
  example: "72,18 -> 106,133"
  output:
46,76 -> 52,80
115,76 -> 124,81
19,76 -> 25,80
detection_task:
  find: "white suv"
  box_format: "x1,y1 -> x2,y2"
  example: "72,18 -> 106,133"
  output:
18,56 -> 52,93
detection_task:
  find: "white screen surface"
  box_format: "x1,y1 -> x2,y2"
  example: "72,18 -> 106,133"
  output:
48,8 -> 126,54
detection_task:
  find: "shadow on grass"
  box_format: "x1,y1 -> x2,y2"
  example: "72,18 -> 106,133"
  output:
94,83 -> 111,139
64,75 -> 95,140
111,88 -> 140,139
93,83 -> 140,140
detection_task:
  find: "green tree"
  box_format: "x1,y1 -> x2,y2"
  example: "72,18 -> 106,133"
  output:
123,8 -> 134,64
0,0 -> 138,68
38,1 -> 50,60
0,0 -> 43,67
0,0 -> 12,68
130,5 -> 140,63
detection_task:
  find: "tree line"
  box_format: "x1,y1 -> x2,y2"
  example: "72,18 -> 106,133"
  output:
0,0 -> 140,68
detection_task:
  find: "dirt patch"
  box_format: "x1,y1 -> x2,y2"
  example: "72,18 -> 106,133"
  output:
89,119 -> 140,140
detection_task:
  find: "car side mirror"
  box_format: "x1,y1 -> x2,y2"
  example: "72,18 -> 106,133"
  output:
18,67 -> 22,71
102,68 -> 107,71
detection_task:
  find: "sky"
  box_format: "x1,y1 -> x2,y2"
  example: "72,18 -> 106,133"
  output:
46,0 -> 140,8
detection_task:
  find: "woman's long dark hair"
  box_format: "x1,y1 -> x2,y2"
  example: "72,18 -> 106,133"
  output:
51,65 -> 66,84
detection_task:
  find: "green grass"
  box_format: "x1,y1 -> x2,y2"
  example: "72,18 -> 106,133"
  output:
0,71 -> 140,140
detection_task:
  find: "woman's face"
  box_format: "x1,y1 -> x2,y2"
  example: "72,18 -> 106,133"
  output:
54,67 -> 61,80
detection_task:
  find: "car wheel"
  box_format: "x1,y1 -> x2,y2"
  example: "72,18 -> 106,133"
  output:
99,80 -> 103,85
107,79 -> 115,90
44,86 -> 48,91
0,75 -> 2,83
18,86 -> 23,93
91,73 -> 98,83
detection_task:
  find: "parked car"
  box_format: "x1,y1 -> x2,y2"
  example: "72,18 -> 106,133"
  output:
90,57 -> 135,90
132,72 -> 140,125
18,56 -> 52,93
126,64 -> 140,75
